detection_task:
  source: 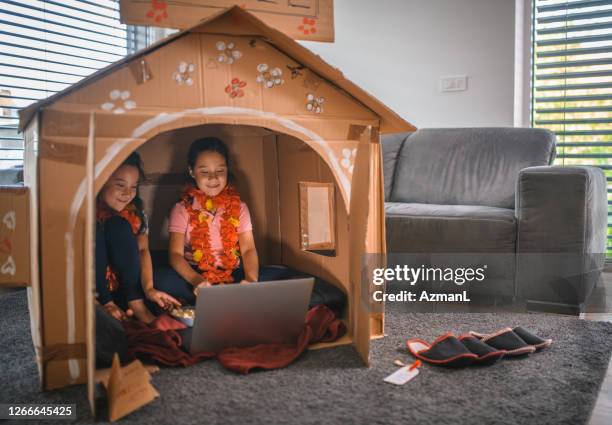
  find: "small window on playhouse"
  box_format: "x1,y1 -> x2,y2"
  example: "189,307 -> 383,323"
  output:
299,182 -> 336,253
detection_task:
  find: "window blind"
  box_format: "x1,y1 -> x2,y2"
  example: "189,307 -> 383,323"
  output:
0,0 -> 158,177
533,0 -> 612,257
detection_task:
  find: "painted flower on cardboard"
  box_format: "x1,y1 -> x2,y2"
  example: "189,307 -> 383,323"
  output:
216,41 -> 242,65
173,61 -> 195,86
340,148 -> 357,175
146,0 -> 168,23
0,236 -> 11,258
101,90 -> 136,114
3,211 -> 15,230
298,17 -> 317,35
306,93 -> 324,114
225,78 -> 247,98
1,255 -> 15,276
256,64 -> 283,88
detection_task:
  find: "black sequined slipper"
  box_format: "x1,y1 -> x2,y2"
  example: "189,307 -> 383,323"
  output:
457,334 -> 506,364
469,328 -> 536,356
512,326 -> 553,350
406,333 -> 478,367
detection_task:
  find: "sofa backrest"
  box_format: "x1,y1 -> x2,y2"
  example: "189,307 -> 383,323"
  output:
384,128 -> 556,209
382,132 -> 412,200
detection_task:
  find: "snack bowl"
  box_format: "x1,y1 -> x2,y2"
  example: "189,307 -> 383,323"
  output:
169,306 -> 196,327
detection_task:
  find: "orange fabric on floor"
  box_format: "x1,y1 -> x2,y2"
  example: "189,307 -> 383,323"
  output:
123,305 -> 346,373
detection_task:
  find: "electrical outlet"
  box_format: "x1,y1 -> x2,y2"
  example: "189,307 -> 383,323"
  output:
440,75 -> 468,92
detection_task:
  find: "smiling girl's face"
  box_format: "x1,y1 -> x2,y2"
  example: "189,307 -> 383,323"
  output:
100,164 -> 139,212
190,150 -> 228,197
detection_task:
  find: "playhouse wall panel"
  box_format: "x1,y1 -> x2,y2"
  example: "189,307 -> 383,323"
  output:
366,138 -> 386,338
58,60 -> 160,110
348,128 -> 375,364
57,34 -> 203,112
39,150 -> 89,388
0,186 -> 30,286
196,31 -> 378,121
200,34 -> 377,120
23,117 -> 44,386
316,155 -> 350,293
155,34 -> 203,109
276,135 -> 349,295
200,35 -> 263,111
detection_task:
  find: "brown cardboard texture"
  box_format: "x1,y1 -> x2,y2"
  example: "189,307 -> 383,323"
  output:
299,182 -> 336,251
16,6 -> 415,401
106,355 -> 160,422
0,186 -> 30,287
120,0 -> 335,42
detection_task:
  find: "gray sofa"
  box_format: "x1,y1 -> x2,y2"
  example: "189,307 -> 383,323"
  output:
382,128 -> 608,313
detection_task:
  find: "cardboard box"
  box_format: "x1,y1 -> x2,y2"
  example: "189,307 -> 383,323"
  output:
16,6 -> 415,412
120,0 -> 335,42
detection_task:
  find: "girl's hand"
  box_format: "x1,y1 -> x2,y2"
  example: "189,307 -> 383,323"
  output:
193,281 -> 211,297
103,301 -> 133,321
145,288 -> 181,310
240,279 -> 254,285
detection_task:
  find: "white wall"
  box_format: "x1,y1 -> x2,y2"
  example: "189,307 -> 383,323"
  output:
300,0 -> 516,128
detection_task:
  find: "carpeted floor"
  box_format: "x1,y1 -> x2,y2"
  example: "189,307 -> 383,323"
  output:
1,289 -> 612,425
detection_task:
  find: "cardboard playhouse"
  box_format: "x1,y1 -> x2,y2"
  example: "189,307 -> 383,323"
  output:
0,5 -> 415,412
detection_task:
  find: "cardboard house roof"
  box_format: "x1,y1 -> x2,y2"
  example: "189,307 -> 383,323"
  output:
18,6 -> 415,134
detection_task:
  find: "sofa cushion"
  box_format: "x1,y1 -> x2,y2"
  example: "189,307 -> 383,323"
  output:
390,128 -> 556,209
385,202 -> 516,253
381,132 -> 412,201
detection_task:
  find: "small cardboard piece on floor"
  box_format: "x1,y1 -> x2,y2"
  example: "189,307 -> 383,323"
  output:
106,354 -> 160,422
96,363 -> 160,388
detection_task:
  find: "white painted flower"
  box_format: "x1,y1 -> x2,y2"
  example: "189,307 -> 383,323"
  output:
3,211 -> 15,230
340,148 -> 357,174
101,90 -> 136,114
216,41 -> 242,65
256,64 -> 284,88
172,61 -> 196,86
1,255 -> 15,276
306,93 -> 325,114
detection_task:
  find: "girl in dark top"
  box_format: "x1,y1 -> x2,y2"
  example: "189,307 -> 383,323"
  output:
96,152 -> 180,323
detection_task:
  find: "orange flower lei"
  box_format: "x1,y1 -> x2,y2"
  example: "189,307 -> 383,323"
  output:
96,201 -> 143,234
96,200 -> 143,291
182,183 -> 242,284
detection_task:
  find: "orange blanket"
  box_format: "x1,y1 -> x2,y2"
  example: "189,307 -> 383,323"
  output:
123,305 -> 346,374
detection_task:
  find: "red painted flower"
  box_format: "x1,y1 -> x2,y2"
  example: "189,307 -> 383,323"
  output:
298,17 -> 317,35
224,78 -> 247,98
146,0 -> 168,23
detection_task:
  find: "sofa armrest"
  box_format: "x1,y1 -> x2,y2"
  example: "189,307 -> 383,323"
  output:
515,165 -> 607,311
516,165 -> 607,253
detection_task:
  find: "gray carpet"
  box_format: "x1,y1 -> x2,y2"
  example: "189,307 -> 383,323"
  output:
1,289 -> 611,425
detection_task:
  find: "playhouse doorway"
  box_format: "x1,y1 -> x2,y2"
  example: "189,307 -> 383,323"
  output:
94,123 -> 352,363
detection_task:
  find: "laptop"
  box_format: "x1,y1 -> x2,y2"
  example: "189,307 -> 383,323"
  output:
189,278 -> 314,353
